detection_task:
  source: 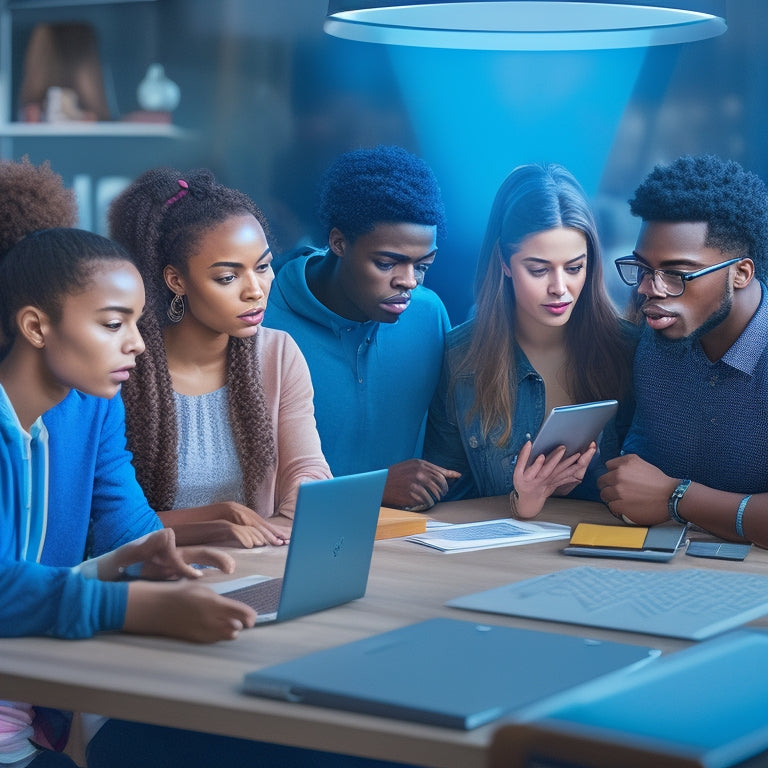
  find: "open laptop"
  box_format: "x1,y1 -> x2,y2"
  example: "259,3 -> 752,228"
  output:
208,469 -> 388,623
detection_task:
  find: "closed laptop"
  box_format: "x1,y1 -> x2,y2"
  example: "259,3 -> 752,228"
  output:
242,617 -> 660,730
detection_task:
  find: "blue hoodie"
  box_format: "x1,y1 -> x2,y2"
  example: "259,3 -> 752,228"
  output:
265,251 -> 450,476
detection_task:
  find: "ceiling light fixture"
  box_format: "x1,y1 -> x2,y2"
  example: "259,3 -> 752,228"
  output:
324,1 -> 727,50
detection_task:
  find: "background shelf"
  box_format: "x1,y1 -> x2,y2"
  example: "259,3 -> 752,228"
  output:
0,121 -> 189,137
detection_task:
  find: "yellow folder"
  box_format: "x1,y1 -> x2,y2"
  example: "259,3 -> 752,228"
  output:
569,523 -> 648,549
376,507 -> 427,540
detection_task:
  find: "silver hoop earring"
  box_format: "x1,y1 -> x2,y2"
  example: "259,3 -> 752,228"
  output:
167,293 -> 185,323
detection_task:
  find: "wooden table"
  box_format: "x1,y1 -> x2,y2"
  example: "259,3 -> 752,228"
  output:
3,497 -> 768,768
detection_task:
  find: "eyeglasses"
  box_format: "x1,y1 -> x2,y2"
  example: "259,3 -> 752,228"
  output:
614,256 -> 742,297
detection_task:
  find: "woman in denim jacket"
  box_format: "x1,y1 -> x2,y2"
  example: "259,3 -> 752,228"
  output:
424,164 -> 636,518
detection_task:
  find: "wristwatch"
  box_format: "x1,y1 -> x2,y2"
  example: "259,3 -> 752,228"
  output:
510,489 -> 520,518
668,479 -> 691,524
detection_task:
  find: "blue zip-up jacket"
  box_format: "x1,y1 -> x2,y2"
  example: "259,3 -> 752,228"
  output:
0,386 -> 161,638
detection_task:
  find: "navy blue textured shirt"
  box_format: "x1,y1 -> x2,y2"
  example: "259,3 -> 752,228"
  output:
623,283 -> 768,494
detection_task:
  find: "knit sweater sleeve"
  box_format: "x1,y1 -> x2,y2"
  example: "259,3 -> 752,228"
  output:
261,329 -> 332,518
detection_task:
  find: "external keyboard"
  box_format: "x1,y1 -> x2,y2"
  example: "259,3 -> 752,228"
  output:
520,567 -> 768,619
448,566 -> 768,640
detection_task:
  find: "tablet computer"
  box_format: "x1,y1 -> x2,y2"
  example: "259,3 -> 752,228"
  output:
529,400 -> 618,463
562,546 -> 677,563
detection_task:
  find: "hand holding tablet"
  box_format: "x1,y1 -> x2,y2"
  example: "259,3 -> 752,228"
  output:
528,399 -> 618,465
511,400 -> 617,520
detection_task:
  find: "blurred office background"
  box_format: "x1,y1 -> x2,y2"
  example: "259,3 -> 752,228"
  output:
1,0 -> 763,323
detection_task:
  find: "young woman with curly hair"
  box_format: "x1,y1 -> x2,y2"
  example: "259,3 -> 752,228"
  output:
108,168 -> 331,548
0,159 -> 403,768
425,163 -> 636,520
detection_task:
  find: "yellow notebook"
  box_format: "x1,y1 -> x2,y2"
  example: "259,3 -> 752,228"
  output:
376,507 -> 427,540
569,523 -> 648,549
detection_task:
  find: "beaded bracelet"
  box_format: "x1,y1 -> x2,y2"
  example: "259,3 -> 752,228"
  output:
736,494 -> 752,538
668,479 -> 691,524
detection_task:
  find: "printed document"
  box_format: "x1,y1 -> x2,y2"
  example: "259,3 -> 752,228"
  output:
406,518 -> 570,553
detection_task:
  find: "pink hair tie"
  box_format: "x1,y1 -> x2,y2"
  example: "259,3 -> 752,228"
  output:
164,179 -> 189,207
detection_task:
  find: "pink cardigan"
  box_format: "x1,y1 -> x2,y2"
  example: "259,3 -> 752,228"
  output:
257,327 -> 332,518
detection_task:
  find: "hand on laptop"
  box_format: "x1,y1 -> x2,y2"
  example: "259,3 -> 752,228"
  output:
383,459 -> 461,511
124,580 -> 257,643
94,528 -> 237,581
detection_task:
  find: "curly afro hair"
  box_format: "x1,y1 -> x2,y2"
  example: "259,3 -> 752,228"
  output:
629,154 -> 768,280
0,156 -> 77,255
317,144 -> 446,243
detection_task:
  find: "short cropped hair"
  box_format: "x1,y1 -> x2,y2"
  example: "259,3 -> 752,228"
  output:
317,145 -> 446,242
629,154 -> 768,280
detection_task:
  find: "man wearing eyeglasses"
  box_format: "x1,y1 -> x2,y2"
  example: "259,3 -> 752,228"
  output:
597,154 -> 768,547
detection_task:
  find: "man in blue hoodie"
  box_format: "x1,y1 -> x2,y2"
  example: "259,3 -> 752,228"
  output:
265,145 -> 458,510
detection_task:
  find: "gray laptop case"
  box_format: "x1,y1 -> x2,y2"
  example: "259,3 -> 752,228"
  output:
241,617 -> 660,729
212,469 -> 388,623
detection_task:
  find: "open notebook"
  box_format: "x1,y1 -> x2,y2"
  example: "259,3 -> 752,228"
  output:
406,518 -> 570,553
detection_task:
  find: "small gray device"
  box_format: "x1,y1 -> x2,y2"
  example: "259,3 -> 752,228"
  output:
529,400 -> 618,463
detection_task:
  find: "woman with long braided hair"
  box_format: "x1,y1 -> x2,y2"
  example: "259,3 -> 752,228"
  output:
109,168 -> 330,548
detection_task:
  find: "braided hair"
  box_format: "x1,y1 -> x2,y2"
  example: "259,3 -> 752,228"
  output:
108,167 -> 276,511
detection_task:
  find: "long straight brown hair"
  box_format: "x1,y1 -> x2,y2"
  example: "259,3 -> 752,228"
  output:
457,163 -> 632,445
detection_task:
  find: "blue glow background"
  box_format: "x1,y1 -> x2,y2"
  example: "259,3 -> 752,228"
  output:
388,45 -> 649,318
6,0 -> 764,323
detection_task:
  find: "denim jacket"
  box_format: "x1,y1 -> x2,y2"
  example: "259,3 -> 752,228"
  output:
423,319 -> 634,501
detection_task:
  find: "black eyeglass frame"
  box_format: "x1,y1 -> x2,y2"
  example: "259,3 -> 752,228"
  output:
614,255 -> 743,297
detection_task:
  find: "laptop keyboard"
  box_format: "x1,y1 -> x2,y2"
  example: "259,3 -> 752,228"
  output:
521,567 -> 768,619
223,577 -> 284,614
449,566 -> 768,640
